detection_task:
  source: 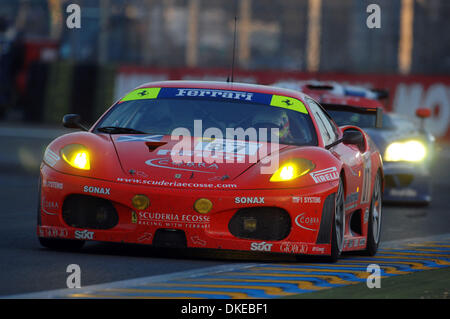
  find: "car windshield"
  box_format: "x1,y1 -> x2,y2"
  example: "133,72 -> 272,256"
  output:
95,96 -> 318,146
324,107 -> 395,129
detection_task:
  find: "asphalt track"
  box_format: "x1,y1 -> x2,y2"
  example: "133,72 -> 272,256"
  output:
0,123 -> 449,298
8,235 -> 450,298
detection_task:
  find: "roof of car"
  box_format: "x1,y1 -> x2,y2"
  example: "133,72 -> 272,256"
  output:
137,80 -> 312,101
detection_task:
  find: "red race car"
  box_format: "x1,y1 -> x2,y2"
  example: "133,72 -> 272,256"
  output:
38,81 -> 383,262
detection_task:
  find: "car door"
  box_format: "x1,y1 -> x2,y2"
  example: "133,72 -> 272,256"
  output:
305,97 -> 366,210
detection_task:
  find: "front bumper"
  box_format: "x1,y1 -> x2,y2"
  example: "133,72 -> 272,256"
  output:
38,165 -> 340,256
382,161 -> 431,203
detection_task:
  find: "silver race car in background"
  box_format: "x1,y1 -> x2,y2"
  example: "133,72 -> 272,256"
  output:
273,81 -> 435,205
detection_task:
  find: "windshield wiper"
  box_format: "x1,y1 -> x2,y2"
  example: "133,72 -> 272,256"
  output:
97,126 -> 147,134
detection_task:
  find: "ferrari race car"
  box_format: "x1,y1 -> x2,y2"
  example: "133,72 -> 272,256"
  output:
38,81 -> 383,261
274,81 -> 435,205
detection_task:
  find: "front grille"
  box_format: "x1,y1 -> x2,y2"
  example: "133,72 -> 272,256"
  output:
152,229 -> 187,248
62,194 -> 119,230
228,207 -> 291,241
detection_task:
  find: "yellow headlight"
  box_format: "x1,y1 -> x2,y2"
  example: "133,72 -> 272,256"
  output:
270,158 -> 315,182
384,140 -> 426,162
60,144 -> 91,170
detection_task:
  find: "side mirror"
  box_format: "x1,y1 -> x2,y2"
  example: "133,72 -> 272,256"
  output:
415,108 -> 431,119
342,130 -> 365,152
62,114 -> 88,131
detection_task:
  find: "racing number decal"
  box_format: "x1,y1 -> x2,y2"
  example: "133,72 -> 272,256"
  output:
195,139 -> 261,156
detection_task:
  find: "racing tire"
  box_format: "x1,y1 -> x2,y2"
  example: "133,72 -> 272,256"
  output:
363,171 -> 382,256
329,178 -> 345,262
38,237 -> 85,251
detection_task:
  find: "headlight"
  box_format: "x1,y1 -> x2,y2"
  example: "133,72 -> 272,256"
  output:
60,144 -> 91,170
384,140 -> 426,162
270,158 -> 315,182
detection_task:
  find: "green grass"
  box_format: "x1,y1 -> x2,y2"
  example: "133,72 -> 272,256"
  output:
284,267 -> 450,299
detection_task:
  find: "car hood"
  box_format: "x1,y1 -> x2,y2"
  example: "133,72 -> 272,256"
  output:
112,134 -> 286,184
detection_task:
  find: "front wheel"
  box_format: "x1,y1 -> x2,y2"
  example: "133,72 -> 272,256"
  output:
364,172 -> 382,256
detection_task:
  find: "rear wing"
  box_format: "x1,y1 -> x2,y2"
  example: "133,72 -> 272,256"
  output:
321,103 -> 384,129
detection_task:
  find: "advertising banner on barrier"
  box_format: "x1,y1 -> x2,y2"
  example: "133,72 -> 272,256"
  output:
114,67 -> 450,141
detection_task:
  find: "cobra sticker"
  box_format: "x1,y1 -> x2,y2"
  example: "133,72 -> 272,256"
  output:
294,213 -> 320,231
145,158 -> 219,173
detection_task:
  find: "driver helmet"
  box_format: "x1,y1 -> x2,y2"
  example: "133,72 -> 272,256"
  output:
252,109 -> 291,139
